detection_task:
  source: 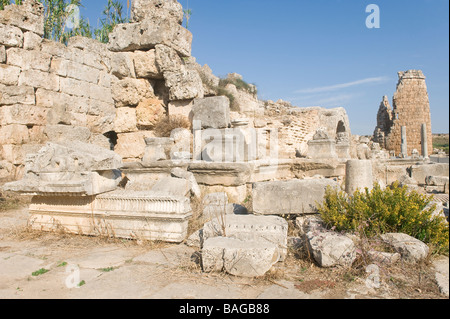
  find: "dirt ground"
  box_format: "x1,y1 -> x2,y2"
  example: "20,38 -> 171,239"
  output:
0,202 -> 448,300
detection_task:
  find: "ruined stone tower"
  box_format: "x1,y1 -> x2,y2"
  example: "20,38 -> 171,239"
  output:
373,70 -> 433,157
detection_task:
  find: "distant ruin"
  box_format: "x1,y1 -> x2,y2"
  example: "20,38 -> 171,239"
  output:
374,70 -> 433,157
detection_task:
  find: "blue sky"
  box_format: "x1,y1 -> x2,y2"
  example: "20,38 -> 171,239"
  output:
81,0 -> 449,135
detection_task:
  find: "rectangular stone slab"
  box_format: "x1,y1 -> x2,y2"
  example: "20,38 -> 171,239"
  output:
28,191 -> 192,243
252,179 -> 340,215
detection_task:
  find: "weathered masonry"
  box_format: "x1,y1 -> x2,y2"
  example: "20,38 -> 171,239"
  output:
373,70 -> 433,157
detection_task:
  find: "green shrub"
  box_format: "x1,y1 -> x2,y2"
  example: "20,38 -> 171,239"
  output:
317,183 -> 449,255
218,77 -> 257,95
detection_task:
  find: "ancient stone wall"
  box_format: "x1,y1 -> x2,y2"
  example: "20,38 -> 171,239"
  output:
262,102 -> 352,159
0,1 -> 116,180
0,0 -> 207,181
1,0 -> 355,182
374,70 -> 433,157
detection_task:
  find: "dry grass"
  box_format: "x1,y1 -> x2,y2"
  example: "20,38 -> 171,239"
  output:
0,190 -> 445,299
0,192 -> 31,212
153,115 -> 191,138
5,223 -> 170,253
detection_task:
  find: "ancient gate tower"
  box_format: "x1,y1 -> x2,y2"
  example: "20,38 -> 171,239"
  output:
373,70 -> 433,157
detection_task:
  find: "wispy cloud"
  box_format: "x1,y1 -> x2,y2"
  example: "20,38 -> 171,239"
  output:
289,93 -> 360,107
295,76 -> 389,94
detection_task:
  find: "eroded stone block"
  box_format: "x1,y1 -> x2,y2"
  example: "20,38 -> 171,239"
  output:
202,237 -> 279,277
252,179 -> 340,215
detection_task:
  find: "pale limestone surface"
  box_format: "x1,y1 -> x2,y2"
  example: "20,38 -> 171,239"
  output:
202,236 -> 280,277
380,233 -> 430,263
252,179 -> 340,215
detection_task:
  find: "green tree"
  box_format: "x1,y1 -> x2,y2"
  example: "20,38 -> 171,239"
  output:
1,0 -> 92,44
40,0 -> 92,43
183,8 -> 192,29
94,0 -> 128,44
0,0 -> 21,10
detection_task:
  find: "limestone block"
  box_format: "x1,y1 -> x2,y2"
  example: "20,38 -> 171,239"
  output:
44,125 -> 91,144
0,64 -> 21,86
88,99 -> 115,118
0,1 -> 45,35
112,77 -> 155,108
111,52 -> 136,79
202,237 -> 280,277
113,107 -> 138,133
131,0 -> 183,24
6,47 -> 51,72
168,99 -> 194,119
0,144 -> 23,165
296,215 -> 325,236
367,251 -> 401,265
35,89 -> 88,118
307,139 -> 338,160
411,163 -> 449,185
0,104 -> 48,126
305,230 -> 357,268
49,57 -> 68,77
47,103 -> 88,126
188,162 -> 252,187
5,168 -> 121,196
199,129 -> 248,163
136,98 -> 166,128
0,84 -> 35,105
98,71 -> 113,88
426,176 -> 449,186
0,45 -> 5,63
164,69 -> 205,101
0,160 -> 14,180
27,191 -> 192,243
151,176 -> 190,197
155,44 -> 183,73
107,23 -> 141,52
142,137 -> 174,163
36,141 -> 122,172
133,49 -> 162,79
225,84 -> 261,114
18,69 -> 59,91
169,128 -> 192,160
115,131 -> 155,160
23,31 -> 42,50
190,63 -> 220,97
2,140 -> 123,196
108,19 -> 192,57
381,233 -> 429,263
88,133 -> 112,150
0,23 -> 23,47
67,36 -> 111,60
192,96 -> 231,129
203,192 -> 229,207
252,179 -> 340,215
87,114 -> 115,135
66,61 -> 101,84
1,143 -> 43,166
81,49 -> 111,71
345,160 -> 374,194
89,84 -> 114,104
0,124 -> 29,145
171,167 -> 201,198
202,214 -> 288,260
58,76 -> 90,98
40,39 -> 68,58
